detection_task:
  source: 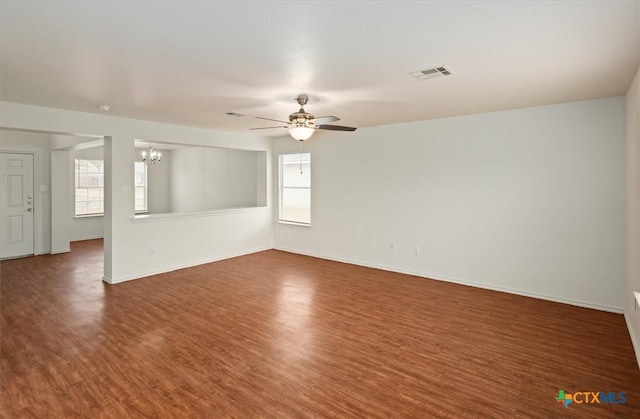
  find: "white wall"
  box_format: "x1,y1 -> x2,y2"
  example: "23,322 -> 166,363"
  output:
170,147 -> 259,212
51,150 -> 70,253
0,101 -> 273,283
0,130 -> 51,254
274,96 -> 626,312
625,65 -> 640,367
69,147 -> 104,241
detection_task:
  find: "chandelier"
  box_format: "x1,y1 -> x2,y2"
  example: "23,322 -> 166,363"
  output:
142,146 -> 161,165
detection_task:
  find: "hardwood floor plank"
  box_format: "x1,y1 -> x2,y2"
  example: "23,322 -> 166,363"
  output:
1,240 -> 638,417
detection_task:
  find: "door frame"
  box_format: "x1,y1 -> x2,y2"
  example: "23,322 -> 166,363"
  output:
0,150 -> 39,257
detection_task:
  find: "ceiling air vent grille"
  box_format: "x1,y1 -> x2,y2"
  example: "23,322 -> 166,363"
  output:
410,65 -> 454,81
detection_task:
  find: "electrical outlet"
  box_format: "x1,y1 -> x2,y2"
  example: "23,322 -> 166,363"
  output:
388,242 -> 395,251
412,247 -> 420,257
150,248 -> 157,256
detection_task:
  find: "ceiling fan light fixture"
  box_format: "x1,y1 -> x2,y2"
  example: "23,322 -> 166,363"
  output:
289,125 -> 315,142
252,95 -> 356,139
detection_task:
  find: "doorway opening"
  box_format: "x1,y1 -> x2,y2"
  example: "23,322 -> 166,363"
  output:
0,128 -> 105,264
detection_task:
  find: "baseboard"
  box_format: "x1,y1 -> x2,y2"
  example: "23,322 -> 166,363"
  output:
274,246 -> 624,314
106,246 -> 273,284
50,248 -> 70,255
71,235 -> 104,242
624,311 -> 640,370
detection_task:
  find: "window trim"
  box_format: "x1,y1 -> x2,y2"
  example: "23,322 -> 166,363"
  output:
134,161 -> 148,214
74,158 -> 105,217
278,153 -> 311,226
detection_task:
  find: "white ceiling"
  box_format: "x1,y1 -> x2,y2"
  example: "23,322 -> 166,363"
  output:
1,1 -> 638,136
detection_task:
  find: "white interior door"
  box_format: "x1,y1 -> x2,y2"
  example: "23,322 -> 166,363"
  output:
0,153 -> 35,258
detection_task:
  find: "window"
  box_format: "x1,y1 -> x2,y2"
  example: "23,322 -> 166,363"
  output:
279,153 -> 310,225
134,162 -> 147,213
75,159 -> 104,216
74,159 -> 147,216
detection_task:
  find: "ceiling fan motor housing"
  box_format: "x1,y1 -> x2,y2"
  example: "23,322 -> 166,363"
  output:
289,108 -> 317,128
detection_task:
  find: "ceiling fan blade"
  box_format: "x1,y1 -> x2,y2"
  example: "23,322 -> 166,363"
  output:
313,115 -> 340,124
255,116 -> 290,124
250,126 -> 288,130
317,124 -> 357,132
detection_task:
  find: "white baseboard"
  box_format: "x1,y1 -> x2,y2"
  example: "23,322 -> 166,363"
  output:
71,235 -> 104,242
274,246 -> 624,314
624,311 -> 640,370
105,246 -> 272,284
50,248 -> 70,255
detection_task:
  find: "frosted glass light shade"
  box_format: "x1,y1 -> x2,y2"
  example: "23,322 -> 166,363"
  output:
289,126 -> 314,141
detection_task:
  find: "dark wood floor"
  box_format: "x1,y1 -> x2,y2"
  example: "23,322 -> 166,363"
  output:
1,240 -> 638,418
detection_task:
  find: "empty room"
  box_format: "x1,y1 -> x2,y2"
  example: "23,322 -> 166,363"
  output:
1,1 -> 639,417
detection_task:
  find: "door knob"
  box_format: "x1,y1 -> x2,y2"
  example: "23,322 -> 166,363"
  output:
26,208 -> 32,212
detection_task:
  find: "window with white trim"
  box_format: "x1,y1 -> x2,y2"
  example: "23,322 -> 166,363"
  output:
74,159 -> 148,216
134,162 -> 148,213
279,153 -> 311,225
74,159 -> 104,216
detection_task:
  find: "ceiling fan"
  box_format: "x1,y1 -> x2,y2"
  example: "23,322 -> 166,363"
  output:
251,95 -> 357,142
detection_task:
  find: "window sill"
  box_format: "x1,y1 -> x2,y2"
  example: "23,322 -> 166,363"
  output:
278,220 -> 311,227
74,214 -> 104,219
132,206 -> 267,222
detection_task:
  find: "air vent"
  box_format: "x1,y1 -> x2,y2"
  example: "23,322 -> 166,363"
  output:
222,112 -> 247,117
409,65 -> 454,81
